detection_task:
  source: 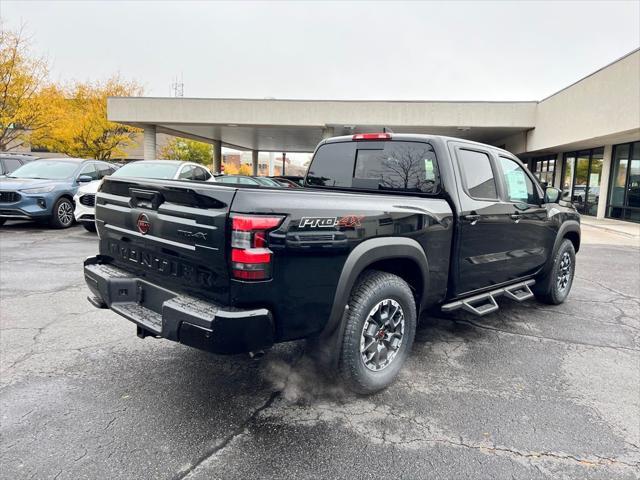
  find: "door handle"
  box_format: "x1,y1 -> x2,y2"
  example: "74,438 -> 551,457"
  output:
464,214 -> 481,225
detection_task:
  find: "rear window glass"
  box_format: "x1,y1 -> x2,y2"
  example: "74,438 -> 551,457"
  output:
112,162 -> 180,179
306,141 -> 439,194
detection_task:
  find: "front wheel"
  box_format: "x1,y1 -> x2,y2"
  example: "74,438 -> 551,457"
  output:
339,270 -> 417,394
534,239 -> 576,305
82,222 -> 97,232
49,197 -> 75,229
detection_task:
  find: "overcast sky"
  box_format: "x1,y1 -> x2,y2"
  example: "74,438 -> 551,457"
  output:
1,0 -> 639,101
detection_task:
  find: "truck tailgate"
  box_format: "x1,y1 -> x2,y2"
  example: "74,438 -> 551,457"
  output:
95,177 -> 235,305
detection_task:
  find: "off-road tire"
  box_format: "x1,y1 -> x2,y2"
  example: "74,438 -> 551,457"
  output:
338,270 -> 417,394
534,239 -> 576,305
49,197 -> 74,229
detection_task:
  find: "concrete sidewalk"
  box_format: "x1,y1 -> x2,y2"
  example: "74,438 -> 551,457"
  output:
581,217 -> 640,246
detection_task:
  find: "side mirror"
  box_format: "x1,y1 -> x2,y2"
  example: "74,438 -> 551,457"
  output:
77,175 -> 93,183
544,186 -> 561,204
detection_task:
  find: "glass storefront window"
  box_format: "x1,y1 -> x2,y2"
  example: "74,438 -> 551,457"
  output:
562,154 -> 575,201
628,143 -> 640,210
561,147 -> 604,216
607,141 -> 640,223
532,154 -> 556,187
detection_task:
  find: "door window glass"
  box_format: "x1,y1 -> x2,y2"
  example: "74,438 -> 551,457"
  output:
193,167 -> 208,181
499,157 -> 537,204
96,162 -> 115,179
4,158 -> 22,173
78,163 -> 99,180
457,149 -> 497,199
178,165 -> 194,179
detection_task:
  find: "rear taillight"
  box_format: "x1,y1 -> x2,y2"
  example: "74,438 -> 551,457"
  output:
231,214 -> 284,280
352,133 -> 392,141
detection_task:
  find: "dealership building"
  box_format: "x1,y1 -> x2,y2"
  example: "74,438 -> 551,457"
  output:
108,49 -> 640,223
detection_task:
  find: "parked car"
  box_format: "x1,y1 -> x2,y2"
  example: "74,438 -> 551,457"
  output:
113,160 -> 212,181
0,153 -> 38,177
0,158 -> 117,228
84,133 -> 580,394
214,175 -> 284,187
271,175 -> 304,187
74,161 -> 211,232
270,177 -> 302,188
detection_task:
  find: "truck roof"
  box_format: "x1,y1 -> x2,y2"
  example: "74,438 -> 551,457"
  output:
321,133 -> 513,156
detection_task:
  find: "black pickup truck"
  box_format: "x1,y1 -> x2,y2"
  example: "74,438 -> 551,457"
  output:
84,133 -> 580,393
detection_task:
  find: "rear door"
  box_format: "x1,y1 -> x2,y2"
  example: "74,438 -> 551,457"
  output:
450,143 -> 520,295
95,177 -> 236,304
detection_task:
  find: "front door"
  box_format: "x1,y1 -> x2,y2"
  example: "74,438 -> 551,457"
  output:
495,155 -> 552,277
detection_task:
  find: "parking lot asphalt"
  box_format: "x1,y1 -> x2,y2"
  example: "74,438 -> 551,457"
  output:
0,222 -> 638,480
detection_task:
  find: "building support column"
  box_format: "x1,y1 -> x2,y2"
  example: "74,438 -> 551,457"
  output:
596,145 -> 613,219
322,126 -> 335,140
252,150 -> 259,176
143,125 -> 157,160
212,140 -> 222,174
268,152 -> 275,176
553,153 -> 563,189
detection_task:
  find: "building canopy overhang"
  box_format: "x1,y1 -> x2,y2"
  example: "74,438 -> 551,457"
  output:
108,97 -> 537,153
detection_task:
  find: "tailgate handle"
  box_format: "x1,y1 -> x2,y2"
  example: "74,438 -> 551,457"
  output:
129,188 -> 164,210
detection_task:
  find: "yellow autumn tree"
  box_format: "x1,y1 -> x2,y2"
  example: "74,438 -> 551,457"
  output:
0,24 -> 57,151
159,137 -> 213,165
32,76 -> 143,160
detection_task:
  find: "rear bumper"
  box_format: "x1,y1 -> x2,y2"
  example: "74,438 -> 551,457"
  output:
84,255 -> 274,354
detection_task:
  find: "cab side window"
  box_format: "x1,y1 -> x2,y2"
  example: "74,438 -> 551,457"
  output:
193,167 -> 209,181
498,157 -> 538,205
4,158 -> 22,174
178,165 -> 194,180
457,149 -> 498,199
78,163 -> 100,180
96,162 -> 116,179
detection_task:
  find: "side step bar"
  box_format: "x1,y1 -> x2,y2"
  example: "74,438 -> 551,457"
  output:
441,280 -> 535,316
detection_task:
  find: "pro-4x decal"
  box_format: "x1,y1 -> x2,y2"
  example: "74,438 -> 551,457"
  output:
299,215 -> 364,229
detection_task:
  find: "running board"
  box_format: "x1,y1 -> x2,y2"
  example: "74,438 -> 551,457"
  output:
441,280 -> 535,316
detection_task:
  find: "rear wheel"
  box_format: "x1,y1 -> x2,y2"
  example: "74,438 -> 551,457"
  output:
339,270 -> 416,394
49,197 -> 74,229
534,239 -> 576,305
82,222 -> 97,232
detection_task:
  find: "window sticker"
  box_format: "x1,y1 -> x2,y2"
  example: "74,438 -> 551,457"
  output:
424,158 -> 435,181
505,169 -> 528,201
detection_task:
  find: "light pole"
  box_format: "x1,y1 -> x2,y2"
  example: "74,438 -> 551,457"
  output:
282,152 -> 286,176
